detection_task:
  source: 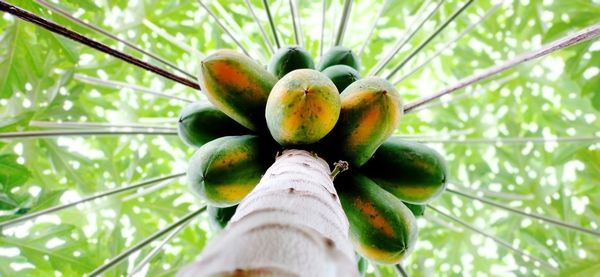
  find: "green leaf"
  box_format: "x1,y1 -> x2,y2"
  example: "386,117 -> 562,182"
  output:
0,111 -> 35,132
0,22 -> 21,99
0,154 -> 31,192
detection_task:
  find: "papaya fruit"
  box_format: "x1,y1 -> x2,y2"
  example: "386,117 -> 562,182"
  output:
403,202 -> 426,217
199,49 -> 277,131
317,46 -> 360,71
207,205 -> 238,231
362,138 -> 448,204
337,172 -> 418,264
177,102 -> 250,147
356,254 -> 367,275
322,64 -> 361,92
187,135 -> 274,207
265,69 -> 341,146
268,46 -> 315,79
324,77 -> 403,166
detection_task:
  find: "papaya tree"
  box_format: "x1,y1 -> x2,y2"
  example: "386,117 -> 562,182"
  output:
0,0 -> 600,276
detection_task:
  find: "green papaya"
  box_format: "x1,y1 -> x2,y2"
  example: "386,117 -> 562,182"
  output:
265,69 -> 340,146
322,64 -> 361,92
207,205 -> 238,231
317,46 -> 360,71
268,46 -> 315,79
337,172 -> 418,264
362,138 -> 447,204
199,49 -> 277,131
356,254 -> 367,275
187,135 -> 274,207
324,77 -> 403,166
403,202 -> 426,217
177,102 -> 250,147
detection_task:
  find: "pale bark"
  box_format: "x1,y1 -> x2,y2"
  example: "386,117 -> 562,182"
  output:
178,150 -> 358,277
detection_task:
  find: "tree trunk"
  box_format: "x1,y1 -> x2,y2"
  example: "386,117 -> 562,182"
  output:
177,149 -> 358,276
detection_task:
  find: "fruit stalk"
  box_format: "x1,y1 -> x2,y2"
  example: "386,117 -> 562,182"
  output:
178,150 -> 358,276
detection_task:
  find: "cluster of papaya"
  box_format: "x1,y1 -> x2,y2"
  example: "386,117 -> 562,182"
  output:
179,45 -> 448,267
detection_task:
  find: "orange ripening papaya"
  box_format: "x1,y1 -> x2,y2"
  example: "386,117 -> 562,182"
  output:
265,69 -> 341,146
199,49 -> 277,131
324,77 -> 403,166
337,172 -> 418,264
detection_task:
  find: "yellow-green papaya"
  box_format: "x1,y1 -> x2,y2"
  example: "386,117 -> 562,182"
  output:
187,135 -> 274,207
177,102 -> 250,147
324,77 -> 403,166
199,49 -> 277,131
362,138 -> 447,204
265,69 -> 340,146
337,172 -> 418,264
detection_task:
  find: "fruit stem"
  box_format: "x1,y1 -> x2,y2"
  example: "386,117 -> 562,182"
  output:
330,160 -> 349,180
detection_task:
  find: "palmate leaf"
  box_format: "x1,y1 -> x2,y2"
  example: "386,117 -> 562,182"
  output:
0,23 -> 22,99
0,223 -> 94,275
0,154 -> 31,190
0,154 -> 31,211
